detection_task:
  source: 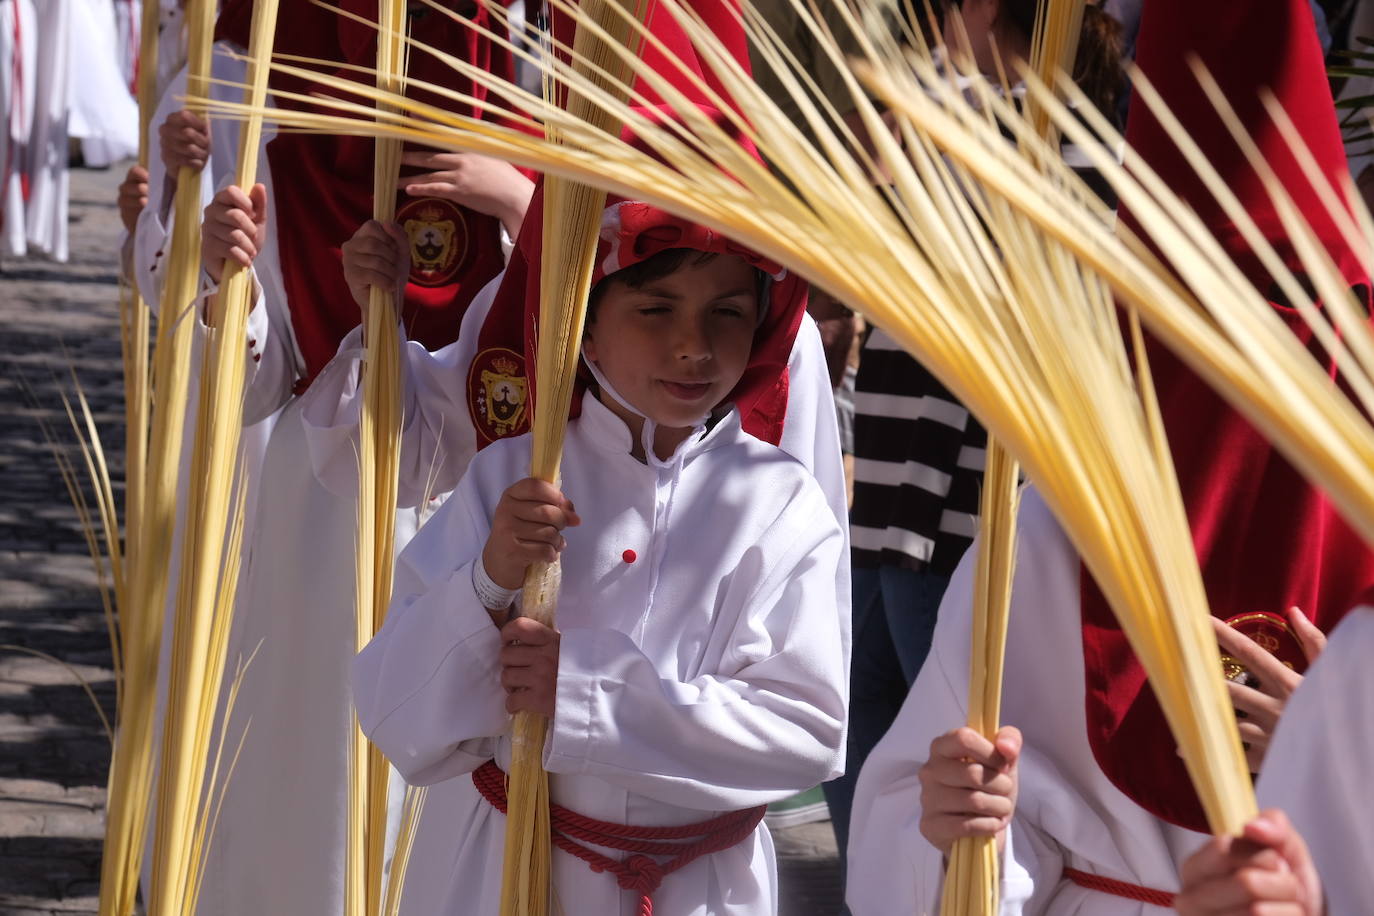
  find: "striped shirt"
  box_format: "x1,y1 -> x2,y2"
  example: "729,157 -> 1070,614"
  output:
850,122 -> 1116,574
850,327 -> 987,574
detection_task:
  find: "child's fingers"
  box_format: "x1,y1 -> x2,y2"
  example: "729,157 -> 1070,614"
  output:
1226,681 -> 1282,722
921,756 -> 1016,795
500,616 -> 557,646
1180,835 -> 1237,888
247,183 -> 269,224
506,477 -> 576,510
1284,607 -> 1326,663
400,149 -> 451,169
1212,618 -> 1300,696
929,727 -> 999,766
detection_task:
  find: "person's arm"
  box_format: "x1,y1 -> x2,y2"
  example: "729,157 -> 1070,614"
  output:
542,481 -> 848,811
351,453 -> 522,784
1175,810 -> 1323,916
396,151 -> 535,241
297,243 -> 504,506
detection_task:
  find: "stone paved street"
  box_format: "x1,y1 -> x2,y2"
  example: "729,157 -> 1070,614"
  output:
0,165 -> 844,916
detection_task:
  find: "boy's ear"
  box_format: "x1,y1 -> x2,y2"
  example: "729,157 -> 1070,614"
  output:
582,330 -> 599,365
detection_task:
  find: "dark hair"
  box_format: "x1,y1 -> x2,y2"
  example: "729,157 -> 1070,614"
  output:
942,0 -> 1126,122
585,247 -> 766,323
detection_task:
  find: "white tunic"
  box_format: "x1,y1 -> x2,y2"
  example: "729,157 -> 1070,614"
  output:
1255,607 -> 1374,915
300,304 -> 850,529
847,488 -> 1199,915
1,0 -> 36,256
68,0 -> 138,167
21,0 -> 68,261
355,394 -> 850,916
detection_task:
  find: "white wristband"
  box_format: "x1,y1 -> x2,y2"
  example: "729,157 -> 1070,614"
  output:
473,555 -> 521,610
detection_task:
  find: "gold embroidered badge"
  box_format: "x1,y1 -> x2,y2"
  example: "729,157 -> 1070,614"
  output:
469,347 -> 529,443
399,197 -> 468,287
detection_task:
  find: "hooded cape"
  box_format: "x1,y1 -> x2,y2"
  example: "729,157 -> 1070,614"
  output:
1080,0 -> 1374,833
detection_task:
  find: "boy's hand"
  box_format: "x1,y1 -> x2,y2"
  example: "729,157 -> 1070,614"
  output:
397,151 -> 534,238
202,184 -> 268,283
117,165 -> 149,233
1214,606 -> 1325,773
918,726 -> 1021,857
159,109 -> 211,176
499,616 -> 560,717
482,478 -> 581,590
341,219 -> 410,315
1175,809 -> 1323,916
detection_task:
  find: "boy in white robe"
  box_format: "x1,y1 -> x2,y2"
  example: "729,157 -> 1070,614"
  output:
353,194 -> 850,916
846,0 -> 1374,913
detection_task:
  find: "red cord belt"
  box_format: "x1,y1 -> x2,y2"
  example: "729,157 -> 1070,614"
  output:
472,760 -> 767,916
1063,867 -> 1176,908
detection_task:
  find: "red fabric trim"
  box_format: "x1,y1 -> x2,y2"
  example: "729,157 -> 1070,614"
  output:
1079,0 -> 1374,833
1062,868 -> 1175,908
472,760 -> 765,916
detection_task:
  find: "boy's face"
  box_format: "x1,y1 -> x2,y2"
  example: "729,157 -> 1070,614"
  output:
584,253 -> 760,431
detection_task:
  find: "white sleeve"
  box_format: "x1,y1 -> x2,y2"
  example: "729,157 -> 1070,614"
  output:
298,273 -> 501,505
846,547 -> 1043,916
544,485 -> 848,812
1256,608 -> 1374,916
350,462 -> 511,786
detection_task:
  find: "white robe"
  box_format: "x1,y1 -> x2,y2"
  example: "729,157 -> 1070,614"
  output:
20,0 -> 67,261
68,0 -> 138,167
355,393 -> 850,916
847,488 -> 1199,915
1255,607 -> 1374,915
1,0 -> 35,257
300,304 -> 850,529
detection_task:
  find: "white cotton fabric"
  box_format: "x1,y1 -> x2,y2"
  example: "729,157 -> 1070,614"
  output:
22,0 -> 68,261
67,0 -> 137,166
1,0 -> 36,256
1256,607 -> 1374,915
355,393 -> 850,915
847,488 -> 1198,915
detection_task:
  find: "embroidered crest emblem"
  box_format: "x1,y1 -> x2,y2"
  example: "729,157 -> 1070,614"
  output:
1218,611 -> 1308,686
469,347 -> 529,443
398,197 -> 468,287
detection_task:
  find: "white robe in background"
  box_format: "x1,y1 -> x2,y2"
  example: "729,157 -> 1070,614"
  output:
847,488 -> 1198,915
355,393 -> 850,916
21,0 -> 68,261
0,0 -> 35,256
68,0 -> 138,166
300,305 -> 850,529
1255,607 -> 1374,915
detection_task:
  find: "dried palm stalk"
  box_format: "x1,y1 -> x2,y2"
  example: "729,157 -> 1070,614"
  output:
503,3 -> 646,912
199,0 -> 1374,842
349,2 -> 408,913
942,2 -> 1080,909
117,0 -> 161,621
101,0 -> 219,909
147,0 -> 279,908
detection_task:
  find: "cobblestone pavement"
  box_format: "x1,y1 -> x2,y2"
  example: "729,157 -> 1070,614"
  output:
0,165 -> 845,916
